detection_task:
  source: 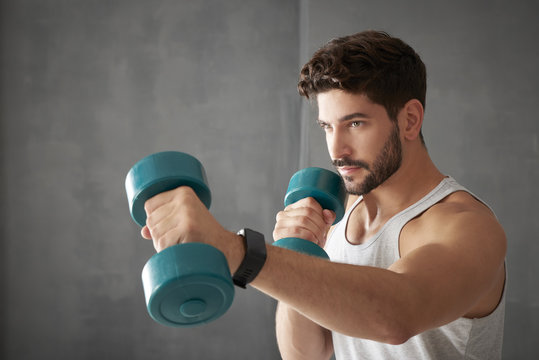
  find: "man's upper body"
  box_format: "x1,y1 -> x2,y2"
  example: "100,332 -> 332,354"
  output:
271,89 -> 506,359
140,31 -> 507,359
323,176 -> 506,359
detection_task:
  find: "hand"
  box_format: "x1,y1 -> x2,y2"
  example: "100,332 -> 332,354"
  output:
140,186 -> 226,253
273,197 -> 336,248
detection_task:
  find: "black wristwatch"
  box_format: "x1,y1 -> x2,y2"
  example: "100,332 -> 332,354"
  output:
232,228 -> 267,288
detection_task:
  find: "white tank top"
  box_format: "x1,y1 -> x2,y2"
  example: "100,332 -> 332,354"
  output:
324,176 -> 506,360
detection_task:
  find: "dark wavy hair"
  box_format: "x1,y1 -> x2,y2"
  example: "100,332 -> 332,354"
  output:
298,30 -> 426,143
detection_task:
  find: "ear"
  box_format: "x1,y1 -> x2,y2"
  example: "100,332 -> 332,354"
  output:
399,99 -> 424,141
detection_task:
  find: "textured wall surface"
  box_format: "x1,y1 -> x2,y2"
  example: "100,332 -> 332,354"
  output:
0,1 -> 298,359
1,0 -> 538,359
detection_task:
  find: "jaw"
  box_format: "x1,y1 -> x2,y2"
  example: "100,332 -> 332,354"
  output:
341,172 -> 374,196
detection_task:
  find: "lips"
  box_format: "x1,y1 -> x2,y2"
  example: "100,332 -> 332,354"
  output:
337,166 -> 362,176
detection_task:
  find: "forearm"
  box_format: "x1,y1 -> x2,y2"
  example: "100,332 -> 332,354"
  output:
163,219 -> 411,343
205,230 -> 405,344
276,302 -> 333,360
252,245 -> 415,344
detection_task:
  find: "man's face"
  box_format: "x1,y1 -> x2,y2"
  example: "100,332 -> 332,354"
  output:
317,90 -> 402,196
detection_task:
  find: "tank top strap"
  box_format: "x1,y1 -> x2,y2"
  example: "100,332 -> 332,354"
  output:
388,176 -> 467,229
327,195 -> 362,244
327,176 -> 489,247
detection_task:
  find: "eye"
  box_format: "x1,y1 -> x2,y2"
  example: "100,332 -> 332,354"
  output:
317,121 -> 332,130
350,121 -> 363,128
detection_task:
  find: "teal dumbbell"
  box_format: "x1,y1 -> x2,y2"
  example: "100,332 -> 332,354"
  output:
125,151 -> 234,327
273,167 -> 346,259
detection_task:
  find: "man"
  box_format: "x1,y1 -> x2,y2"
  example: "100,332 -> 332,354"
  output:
141,31 -> 506,359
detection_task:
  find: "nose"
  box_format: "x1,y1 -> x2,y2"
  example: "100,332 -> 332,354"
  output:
327,127 -> 352,161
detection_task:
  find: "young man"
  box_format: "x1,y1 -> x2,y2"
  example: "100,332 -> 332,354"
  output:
141,31 -> 506,359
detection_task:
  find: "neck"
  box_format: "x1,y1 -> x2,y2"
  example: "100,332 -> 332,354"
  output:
360,146 -> 444,226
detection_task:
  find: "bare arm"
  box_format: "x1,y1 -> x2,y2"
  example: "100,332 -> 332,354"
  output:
143,187 -> 506,344
276,302 -> 333,360
253,203 -> 506,343
273,198 -> 336,359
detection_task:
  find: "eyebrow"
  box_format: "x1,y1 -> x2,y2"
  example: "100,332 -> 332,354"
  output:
317,112 -> 371,124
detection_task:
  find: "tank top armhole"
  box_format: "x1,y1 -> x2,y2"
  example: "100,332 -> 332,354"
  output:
326,196 -> 363,245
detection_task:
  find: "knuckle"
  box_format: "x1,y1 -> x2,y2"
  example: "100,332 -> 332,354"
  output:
176,186 -> 195,200
273,223 -> 319,244
152,237 -> 162,252
303,206 -> 319,218
145,212 -> 157,227
273,226 -> 288,239
296,226 -> 319,243
301,232 -> 317,244
155,229 -> 178,252
182,218 -> 198,235
149,224 -> 163,240
304,197 -> 321,209
144,199 -> 154,214
296,215 -> 315,229
159,231 -> 174,247
290,226 -> 308,237
175,212 -> 198,236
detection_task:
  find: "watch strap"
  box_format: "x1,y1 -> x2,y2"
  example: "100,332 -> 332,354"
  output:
233,228 -> 267,288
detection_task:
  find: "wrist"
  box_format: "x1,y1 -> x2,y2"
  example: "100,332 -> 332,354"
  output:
232,228 -> 267,288
218,231 -> 246,274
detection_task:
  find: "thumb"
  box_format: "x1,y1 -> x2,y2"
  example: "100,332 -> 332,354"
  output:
323,209 -> 336,225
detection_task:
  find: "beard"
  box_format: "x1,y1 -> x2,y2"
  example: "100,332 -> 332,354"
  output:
333,124 -> 402,196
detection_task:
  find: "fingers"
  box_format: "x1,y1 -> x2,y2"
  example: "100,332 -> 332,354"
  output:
142,186 -> 201,252
273,218 -> 322,245
143,186 -> 184,216
141,225 -> 152,240
273,197 -> 334,246
322,209 -> 336,225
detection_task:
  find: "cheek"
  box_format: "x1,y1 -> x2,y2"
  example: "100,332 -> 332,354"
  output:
355,139 -> 383,163
324,131 -> 335,152
325,132 -> 333,151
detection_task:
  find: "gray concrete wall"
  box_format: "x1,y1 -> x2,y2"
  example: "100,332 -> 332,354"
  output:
1,0 -> 538,359
0,1 -> 298,359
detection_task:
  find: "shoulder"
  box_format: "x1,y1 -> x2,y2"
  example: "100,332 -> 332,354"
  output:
401,190 -> 506,258
427,190 -> 502,232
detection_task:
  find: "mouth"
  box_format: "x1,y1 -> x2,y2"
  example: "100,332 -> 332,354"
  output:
337,166 -> 362,177
333,158 -> 370,178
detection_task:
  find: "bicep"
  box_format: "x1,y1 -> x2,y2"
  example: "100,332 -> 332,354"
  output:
388,212 -> 506,332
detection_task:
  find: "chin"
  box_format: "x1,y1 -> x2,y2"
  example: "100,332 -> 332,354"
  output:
344,181 -> 365,196
345,177 -> 381,196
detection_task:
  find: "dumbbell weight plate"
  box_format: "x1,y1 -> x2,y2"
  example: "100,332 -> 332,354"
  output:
142,243 -> 234,327
125,151 -> 212,227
